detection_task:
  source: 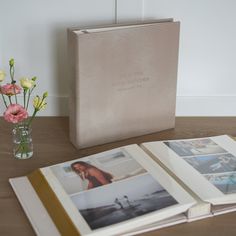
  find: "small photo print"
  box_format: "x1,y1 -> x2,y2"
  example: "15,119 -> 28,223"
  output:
204,173 -> 236,194
71,174 -> 178,230
50,149 -> 146,195
183,153 -> 236,174
164,138 -> 227,157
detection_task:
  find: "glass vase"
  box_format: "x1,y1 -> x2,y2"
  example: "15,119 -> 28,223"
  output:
12,123 -> 33,159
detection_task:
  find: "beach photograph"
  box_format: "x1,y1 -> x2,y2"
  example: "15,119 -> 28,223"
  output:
183,153 -> 236,174
71,173 -> 178,230
204,173 -> 236,194
50,148 -> 146,194
164,138 -> 227,157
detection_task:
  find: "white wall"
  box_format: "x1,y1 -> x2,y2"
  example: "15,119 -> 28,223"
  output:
1,0 -> 236,116
143,0 -> 236,116
0,0 -> 116,116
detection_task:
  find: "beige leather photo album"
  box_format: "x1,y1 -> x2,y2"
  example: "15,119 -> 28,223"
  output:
68,19 -> 180,149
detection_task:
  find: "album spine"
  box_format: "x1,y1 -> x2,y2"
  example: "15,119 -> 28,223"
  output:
68,30 -> 80,149
28,170 -> 80,236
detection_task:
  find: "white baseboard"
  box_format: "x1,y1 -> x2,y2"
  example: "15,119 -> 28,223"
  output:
1,95 -> 236,117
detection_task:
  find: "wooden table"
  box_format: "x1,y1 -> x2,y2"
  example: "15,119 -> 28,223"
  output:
1,117 -> 236,236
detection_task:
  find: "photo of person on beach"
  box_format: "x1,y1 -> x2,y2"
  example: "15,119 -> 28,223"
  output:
50,149 -> 147,195
71,161 -> 113,190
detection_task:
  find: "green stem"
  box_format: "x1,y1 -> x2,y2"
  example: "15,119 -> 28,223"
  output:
10,65 -> 18,104
8,96 -> 12,105
27,109 -> 37,126
1,93 -> 8,108
26,86 -> 35,111
23,89 -> 26,108
14,92 -> 18,104
10,66 -> 14,81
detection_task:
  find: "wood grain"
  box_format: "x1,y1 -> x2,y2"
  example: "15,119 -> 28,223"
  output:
1,117 -> 236,236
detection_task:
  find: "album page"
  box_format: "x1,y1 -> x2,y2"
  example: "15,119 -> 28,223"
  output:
29,144 -> 196,236
142,135 -> 236,205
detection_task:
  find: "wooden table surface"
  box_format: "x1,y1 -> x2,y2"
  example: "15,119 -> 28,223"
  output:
1,117 -> 236,236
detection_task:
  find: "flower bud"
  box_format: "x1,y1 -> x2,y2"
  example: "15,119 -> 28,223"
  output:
33,95 -> 47,111
43,91 -> 48,98
9,58 -> 14,67
20,77 -> 35,89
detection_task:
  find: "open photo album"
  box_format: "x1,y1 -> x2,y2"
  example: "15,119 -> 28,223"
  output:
10,135 -> 236,236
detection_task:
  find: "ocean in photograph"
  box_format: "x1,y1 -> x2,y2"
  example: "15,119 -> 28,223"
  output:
183,153 -> 236,174
164,138 -> 227,157
70,174 -> 178,230
204,173 -> 236,194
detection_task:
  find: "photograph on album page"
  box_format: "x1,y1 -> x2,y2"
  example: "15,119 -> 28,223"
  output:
50,148 -> 147,195
183,153 -> 236,174
164,138 -> 227,157
70,173 -> 178,230
43,145 -> 196,232
204,172 -> 236,194
143,135 -> 236,199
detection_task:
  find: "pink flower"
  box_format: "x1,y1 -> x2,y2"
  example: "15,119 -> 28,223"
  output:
0,83 -> 21,96
4,104 -> 28,123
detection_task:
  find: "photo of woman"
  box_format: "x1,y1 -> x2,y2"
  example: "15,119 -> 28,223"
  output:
50,149 -> 147,195
71,161 -> 113,189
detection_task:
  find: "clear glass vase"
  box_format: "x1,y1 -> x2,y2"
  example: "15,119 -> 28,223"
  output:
12,123 -> 33,159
